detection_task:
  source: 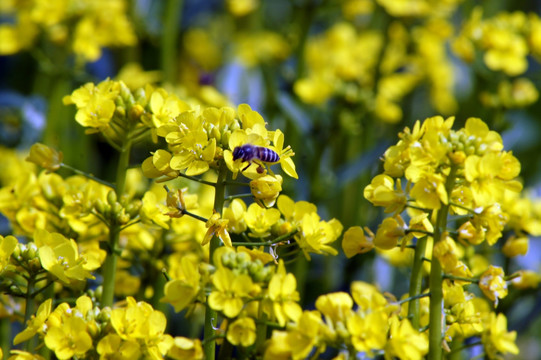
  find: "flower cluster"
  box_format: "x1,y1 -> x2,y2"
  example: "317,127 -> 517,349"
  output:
453,8 -> 541,76
0,0 -> 136,61
343,116 -> 540,358
264,281 -> 428,359
294,13 -> 458,123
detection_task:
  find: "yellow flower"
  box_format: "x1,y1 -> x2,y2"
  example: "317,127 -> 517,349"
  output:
0,235 -> 17,272
297,212 -> 342,258
270,129 -> 298,179
161,256 -> 201,312
502,235 -> 528,257
202,212 -> 232,247
244,203 -> 281,238
26,143 -> 63,172
222,199 -> 248,234
97,334 -> 141,360
350,281 -> 388,313
148,89 -> 187,128
347,311 -> 388,354
13,299 -> 52,345
250,174 -> 283,208
208,267 -> 258,318
511,270 -> 541,289
315,292 -> 354,329
141,150 -> 178,180
373,216 -> 406,250
265,260 -> 302,326
44,316 -> 93,359
385,315 -> 428,360
140,190 -> 170,229
286,311 -> 324,358
479,266 -> 508,307
433,235 -> 459,273
342,226 -> 374,258
481,313 -> 519,358
226,317 -> 257,347
167,337 -> 204,360
364,174 -> 407,214
110,297 -> 173,358
63,80 -> 120,130
35,229 -> 95,284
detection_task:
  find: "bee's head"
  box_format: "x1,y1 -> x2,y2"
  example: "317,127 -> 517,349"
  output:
232,146 -> 243,161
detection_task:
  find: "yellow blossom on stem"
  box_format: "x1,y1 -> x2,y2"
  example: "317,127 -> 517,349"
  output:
110,297 -> 173,358
342,226 -> 374,258
203,212 -> 232,247
479,266 -> 508,307
347,310 -> 388,354
296,212 -> 342,259
373,216 -> 406,250
250,174 -> 283,208
161,256 -> 201,312
481,313 -> 519,359
511,270 -> 541,289
385,315 -> 428,360
364,174 -> 407,214
13,299 -> 52,345
0,234 -> 17,272
244,203 -> 281,237
208,267 -> 259,318
226,317 -> 257,347
265,260 -> 302,326
35,229 -> 95,284
222,199 -> 248,234
44,315 -> 93,360
97,334 -> 141,360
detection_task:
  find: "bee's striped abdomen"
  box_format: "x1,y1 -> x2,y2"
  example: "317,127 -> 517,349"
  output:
256,147 -> 280,163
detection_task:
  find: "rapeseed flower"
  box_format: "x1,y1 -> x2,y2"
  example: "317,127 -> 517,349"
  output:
208,267 -> 259,318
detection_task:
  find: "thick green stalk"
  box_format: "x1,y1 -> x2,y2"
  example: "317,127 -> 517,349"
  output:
101,141 -> 132,307
428,167 -> 457,360
408,235 -> 428,329
161,0 -> 184,82
24,277 -> 36,352
203,162 -> 228,359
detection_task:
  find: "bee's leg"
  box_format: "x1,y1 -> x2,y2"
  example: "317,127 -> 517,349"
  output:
242,162 -> 251,172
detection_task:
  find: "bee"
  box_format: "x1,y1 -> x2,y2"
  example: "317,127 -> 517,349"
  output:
232,144 -> 280,173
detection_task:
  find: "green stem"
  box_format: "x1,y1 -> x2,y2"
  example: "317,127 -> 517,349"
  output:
203,162 -> 228,359
1,316 -> 10,359
428,167 -> 457,360
178,172 -> 217,187
60,163 -> 116,189
24,277 -> 36,353
161,0 -> 184,82
224,193 -> 254,201
183,210 -> 209,223
101,140 -> 133,307
399,292 -> 431,305
408,235 -> 429,329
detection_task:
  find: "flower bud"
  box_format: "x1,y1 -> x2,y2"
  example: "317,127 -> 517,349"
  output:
107,190 -> 118,206
26,143 -> 63,172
